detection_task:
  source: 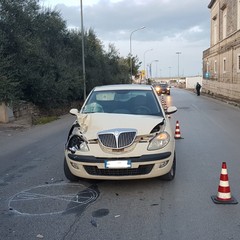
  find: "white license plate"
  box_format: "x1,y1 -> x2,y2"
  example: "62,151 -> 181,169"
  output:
105,160 -> 131,169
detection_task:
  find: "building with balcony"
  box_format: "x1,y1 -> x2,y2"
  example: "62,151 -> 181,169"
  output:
203,0 -> 240,102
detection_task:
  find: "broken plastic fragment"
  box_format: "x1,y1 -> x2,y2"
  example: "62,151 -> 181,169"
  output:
36,234 -> 44,239
90,219 -> 98,227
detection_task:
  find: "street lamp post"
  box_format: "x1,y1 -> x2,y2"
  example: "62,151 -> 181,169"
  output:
155,60 -> 159,78
146,64 -> 150,80
144,49 -> 153,81
130,26 -> 146,82
150,60 -> 159,78
80,0 -> 86,100
168,66 -> 171,78
176,52 -> 181,80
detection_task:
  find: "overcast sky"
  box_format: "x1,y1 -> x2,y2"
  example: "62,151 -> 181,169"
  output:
40,0 -> 211,78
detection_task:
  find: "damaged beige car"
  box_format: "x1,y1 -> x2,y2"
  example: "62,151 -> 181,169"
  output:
64,84 -> 177,181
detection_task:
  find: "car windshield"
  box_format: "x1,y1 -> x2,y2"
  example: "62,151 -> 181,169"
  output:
159,84 -> 168,88
82,89 -> 163,116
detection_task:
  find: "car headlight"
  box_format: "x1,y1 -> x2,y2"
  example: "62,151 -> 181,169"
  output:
67,135 -> 89,153
147,132 -> 170,151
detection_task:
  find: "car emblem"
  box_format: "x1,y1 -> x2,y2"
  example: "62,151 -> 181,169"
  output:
114,131 -> 120,137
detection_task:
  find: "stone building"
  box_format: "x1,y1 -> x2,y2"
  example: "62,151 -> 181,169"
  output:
203,0 -> 240,102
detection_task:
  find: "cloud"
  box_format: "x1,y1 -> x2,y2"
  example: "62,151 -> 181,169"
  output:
53,0 -> 210,41
42,0 -> 211,76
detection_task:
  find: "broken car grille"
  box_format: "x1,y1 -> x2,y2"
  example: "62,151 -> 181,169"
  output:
84,164 -> 154,176
98,128 -> 137,149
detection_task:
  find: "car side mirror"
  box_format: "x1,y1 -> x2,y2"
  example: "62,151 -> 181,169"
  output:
165,106 -> 177,115
69,108 -> 79,116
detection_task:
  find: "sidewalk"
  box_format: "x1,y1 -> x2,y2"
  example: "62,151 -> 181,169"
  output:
202,92 -> 240,108
0,117 -> 32,137
188,88 -> 240,108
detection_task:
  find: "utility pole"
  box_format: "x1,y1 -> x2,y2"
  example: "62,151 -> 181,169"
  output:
129,27 -> 145,82
176,52 -> 181,80
80,0 -> 86,100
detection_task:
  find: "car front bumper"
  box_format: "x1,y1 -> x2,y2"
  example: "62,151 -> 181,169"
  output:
156,90 -> 170,95
65,151 -> 174,180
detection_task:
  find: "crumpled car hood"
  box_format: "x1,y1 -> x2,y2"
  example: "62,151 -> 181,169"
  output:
76,113 -> 164,139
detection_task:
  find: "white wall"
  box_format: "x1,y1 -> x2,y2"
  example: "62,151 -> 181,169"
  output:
0,102 -> 14,123
186,76 -> 203,89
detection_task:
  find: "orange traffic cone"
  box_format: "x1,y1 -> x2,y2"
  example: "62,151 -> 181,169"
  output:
211,162 -> 238,204
174,121 -> 183,139
164,100 -> 167,107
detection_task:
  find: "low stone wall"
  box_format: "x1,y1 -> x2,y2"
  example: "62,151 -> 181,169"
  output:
11,101 -> 40,125
1,100 -> 83,124
13,101 -> 38,118
202,79 -> 240,104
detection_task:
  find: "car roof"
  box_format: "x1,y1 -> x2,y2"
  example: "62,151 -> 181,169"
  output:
93,84 -> 153,91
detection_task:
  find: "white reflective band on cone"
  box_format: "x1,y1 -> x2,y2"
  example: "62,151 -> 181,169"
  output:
217,192 -> 231,199
219,180 -> 230,187
221,169 -> 227,174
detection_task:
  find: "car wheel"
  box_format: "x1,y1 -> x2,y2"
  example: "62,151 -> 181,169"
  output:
161,152 -> 176,181
64,157 -> 79,182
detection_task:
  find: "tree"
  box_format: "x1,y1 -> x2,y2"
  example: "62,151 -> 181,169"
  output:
105,44 -> 129,84
0,45 -> 19,103
127,54 -> 142,78
0,0 -> 40,102
0,0 -> 141,111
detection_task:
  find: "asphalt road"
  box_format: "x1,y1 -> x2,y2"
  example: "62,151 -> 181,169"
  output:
1,88 -> 240,240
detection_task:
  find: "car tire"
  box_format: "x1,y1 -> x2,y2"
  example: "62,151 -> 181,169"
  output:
64,157 -> 79,182
161,152 -> 176,181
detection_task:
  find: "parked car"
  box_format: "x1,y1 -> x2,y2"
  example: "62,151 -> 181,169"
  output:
64,84 -> 177,181
153,83 -> 170,95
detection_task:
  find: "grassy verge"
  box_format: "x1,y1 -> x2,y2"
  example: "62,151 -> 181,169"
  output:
33,116 -> 59,125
